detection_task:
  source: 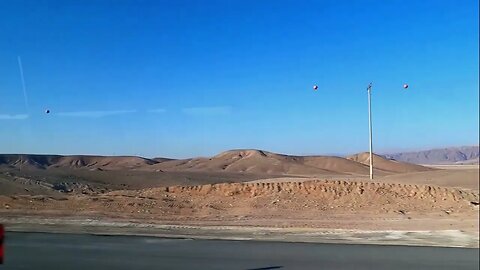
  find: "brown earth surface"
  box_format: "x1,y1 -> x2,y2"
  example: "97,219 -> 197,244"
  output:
0,151 -> 478,240
0,150 -> 440,197
1,179 -> 478,233
250,168 -> 479,191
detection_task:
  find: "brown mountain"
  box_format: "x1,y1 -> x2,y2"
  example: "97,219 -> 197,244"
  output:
149,150 -> 337,175
384,146 -> 479,165
0,154 -> 158,170
150,149 -> 432,176
0,150 -> 433,176
347,152 -> 433,173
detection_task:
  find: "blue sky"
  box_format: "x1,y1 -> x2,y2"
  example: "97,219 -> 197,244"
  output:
0,0 -> 478,158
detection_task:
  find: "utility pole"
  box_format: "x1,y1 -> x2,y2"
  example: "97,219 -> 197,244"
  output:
313,82 -> 409,179
367,83 -> 373,179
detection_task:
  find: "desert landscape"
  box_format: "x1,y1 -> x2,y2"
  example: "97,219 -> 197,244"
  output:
1,1 -> 477,268
1,147 -> 478,247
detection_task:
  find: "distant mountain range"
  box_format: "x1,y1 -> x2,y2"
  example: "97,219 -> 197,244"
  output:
0,149 -> 432,176
384,146 -> 479,165
1,146 -> 476,175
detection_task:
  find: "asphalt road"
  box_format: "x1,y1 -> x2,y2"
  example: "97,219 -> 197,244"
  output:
2,232 -> 479,270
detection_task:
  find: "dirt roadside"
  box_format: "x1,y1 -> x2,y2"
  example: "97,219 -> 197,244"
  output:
0,179 -> 478,248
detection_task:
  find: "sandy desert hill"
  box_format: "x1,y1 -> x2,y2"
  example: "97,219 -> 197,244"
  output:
148,149 -> 432,176
149,150 -> 337,175
0,154 -> 158,170
0,154 -> 61,169
0,150 -> 437,196
347,152 -> 433,173
1,150 -> 432,177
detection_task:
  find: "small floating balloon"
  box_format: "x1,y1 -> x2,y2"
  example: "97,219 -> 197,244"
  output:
45,109 -> 50,114
403,83 -> 409,89
313,85 -> 318,91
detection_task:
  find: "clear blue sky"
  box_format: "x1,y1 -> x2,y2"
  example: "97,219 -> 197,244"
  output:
0,0 -> 478,158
